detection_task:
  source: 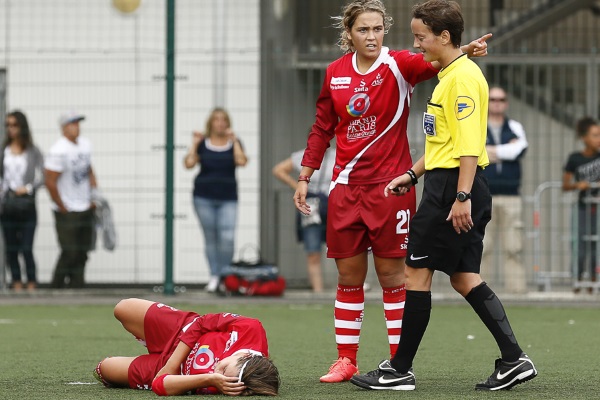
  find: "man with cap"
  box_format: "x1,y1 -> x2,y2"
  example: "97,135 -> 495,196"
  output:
45,110 -> 98,288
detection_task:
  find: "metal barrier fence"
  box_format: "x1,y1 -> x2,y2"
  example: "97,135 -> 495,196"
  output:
531,181 -> 600,293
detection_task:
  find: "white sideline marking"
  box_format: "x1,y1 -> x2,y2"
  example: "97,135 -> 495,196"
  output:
67,382 -> 97,385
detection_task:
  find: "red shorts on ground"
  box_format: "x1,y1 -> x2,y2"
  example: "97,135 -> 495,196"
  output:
128,303 -> 199,389
326,182 -> 416,259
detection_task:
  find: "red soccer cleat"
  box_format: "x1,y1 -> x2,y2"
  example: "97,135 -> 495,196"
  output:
319,357 -> 359,383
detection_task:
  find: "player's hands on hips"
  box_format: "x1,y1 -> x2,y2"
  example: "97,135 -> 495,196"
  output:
294,182 -> 311,215
211,373 -> 245,396
447,200 -> 473,234
465,33 -> 492,57
384,174 -> 412,197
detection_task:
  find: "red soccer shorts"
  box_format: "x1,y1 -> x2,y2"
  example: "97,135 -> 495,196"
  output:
128,303 -> 199,389
326,181 -> 416,259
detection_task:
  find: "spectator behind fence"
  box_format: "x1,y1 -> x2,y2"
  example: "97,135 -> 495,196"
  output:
481,86 -> 528,294
184,108 -> 248,293
562,117 -> 600,293
45,110 -> 97,289
292,0 -> 490,383
94,298 -> 279,396
0,111 -> 44,292
273,147 -> 335,293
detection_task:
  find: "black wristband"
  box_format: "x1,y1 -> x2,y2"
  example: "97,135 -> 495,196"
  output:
405,169 -> 418,186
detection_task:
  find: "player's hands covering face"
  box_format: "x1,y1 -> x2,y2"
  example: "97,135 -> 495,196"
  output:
211,373 -> 245,396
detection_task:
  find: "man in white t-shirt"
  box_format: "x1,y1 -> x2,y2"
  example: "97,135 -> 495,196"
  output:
44,110 -> 97,288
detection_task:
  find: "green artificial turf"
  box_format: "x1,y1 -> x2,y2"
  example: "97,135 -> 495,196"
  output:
0,301 -> 598,399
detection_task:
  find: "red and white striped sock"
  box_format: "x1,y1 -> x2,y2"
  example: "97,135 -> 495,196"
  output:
383,285 -> 406,358
334,284 -> 364,365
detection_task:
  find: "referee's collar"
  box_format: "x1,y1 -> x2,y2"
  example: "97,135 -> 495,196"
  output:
438,53 -> 468,78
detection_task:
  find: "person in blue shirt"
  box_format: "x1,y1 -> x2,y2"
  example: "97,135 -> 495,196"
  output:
184,108 -> 248,293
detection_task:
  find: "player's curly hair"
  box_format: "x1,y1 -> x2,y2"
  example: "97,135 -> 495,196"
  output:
332,0 -> 393,54
237,354 -> 280,396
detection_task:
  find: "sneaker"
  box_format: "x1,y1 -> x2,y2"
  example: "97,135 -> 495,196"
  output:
205,276 -> 220,293
475,353 -> 537,391
319,357 -> 358,383
350,360 -> 415,390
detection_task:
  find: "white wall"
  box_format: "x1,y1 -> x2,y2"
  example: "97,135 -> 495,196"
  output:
0,0 -> 261,285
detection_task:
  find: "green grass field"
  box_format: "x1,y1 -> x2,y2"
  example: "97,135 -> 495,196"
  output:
0,299 -> 598,400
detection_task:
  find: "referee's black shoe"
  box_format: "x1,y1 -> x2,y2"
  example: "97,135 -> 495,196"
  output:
475,353 -> 537,391
350,360 -> 415,391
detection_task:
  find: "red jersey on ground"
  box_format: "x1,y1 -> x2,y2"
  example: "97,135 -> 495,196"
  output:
302,47 -> 438,185
180,312 -> 269,377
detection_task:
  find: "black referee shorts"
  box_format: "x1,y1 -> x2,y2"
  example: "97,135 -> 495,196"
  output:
406,167 -> 492,276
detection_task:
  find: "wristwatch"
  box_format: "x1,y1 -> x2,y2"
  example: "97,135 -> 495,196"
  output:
456,191 -> 471,202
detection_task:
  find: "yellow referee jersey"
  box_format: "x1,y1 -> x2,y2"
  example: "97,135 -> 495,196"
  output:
422,54 -> 489,170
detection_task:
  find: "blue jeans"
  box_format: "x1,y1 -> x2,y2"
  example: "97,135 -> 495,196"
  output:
0,205 -> 38,283
193,197 -> 237,277
302,224 -> 325,253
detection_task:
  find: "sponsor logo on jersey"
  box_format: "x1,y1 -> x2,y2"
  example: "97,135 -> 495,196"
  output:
354,79 -> 369,93
347,115 -> 377,140
371,74 -> 384,86
330,77 -> 351,90
331,76 -> 351,85
192,345 -> 215,370
346,93 -> 371,117
455,96 -> 475,120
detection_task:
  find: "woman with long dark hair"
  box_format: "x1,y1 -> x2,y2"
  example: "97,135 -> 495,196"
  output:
1,110 -> 44,292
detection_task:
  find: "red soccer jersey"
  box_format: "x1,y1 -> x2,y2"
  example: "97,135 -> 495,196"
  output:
302,47 -> 438,185
179,313 -> 269,379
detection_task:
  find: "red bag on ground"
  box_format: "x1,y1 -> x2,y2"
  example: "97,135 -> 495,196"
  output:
222,275 -> 286,297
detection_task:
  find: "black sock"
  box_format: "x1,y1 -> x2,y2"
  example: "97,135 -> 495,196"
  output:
390,290 -> 431,373
465,282 -> 522,362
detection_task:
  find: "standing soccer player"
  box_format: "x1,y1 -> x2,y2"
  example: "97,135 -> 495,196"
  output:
293,0 -> 490,383
350,0 -> 537,391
